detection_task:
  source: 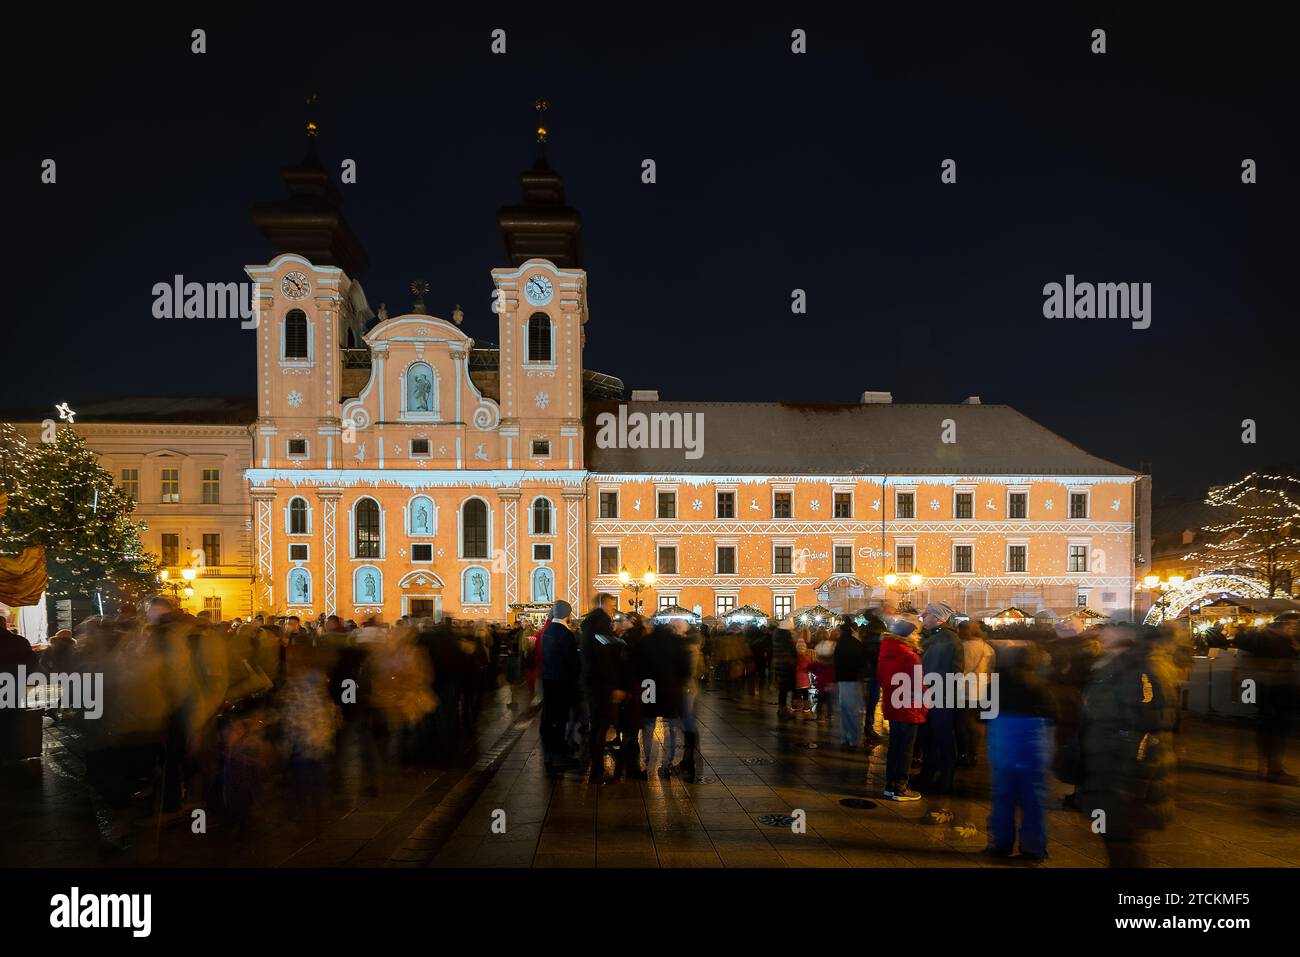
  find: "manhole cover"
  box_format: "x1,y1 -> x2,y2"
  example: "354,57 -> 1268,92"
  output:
840,798 -> 878,810
742,756 -> 774,765
758,814 -> 799,828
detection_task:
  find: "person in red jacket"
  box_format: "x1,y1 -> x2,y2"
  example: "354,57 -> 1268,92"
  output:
878,618 -> 927,801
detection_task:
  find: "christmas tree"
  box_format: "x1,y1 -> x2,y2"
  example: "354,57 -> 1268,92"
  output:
1185,471 -> 1300,597
0,421 -> 160,607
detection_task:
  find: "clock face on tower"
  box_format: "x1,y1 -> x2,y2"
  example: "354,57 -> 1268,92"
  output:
523,274 -> 553,306
281,272 -> 311,301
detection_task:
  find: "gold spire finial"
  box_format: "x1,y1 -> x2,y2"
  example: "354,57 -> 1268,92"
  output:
410,279 -> 429,314
306,93 -> 319,137
534,98 -> 549,144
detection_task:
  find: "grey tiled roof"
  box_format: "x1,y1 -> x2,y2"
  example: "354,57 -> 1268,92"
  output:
584,400 -> 1135,476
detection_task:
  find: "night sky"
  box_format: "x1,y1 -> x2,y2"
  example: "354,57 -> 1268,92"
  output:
7,2 -> 1296,499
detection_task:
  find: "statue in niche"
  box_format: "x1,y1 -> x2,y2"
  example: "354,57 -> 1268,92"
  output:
362,571 -> 378,601
293,572 -> 308,603
409,369 -> 433,412
414,503 -> 430,533
534,569 -> 553,603
467,569 -> 487,603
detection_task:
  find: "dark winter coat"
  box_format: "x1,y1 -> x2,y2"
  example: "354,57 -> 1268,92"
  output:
540,621 -> 580,683
833,629 -> 867,683
633,625 -> 690,718
1078,643 -> 1178,837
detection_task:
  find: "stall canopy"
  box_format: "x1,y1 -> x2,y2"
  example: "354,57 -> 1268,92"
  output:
653,603 -> 701,623
970,606 -> 1035,628
723,604 -> 769,626
792,605 -> 839,628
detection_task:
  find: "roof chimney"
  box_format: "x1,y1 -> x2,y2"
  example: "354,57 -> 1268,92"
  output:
860,391 -> 892,404
630,389 -> 659,401
962,396 -> 981,405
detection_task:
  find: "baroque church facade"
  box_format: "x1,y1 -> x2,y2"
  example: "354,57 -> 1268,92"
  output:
242,124 -> 1150,626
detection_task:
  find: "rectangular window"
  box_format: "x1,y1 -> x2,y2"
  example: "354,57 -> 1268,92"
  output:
896,492 -> 914,519
289,543 -> 309,561
120,468 -> 139,502
953,545 -> 973,574
201,468 -> 221,504
410,439 -> 431,457
773,545 -> 793,575
773,491 -> 793,519
1008,492 -> 1028,519
531,439 -> 550,457
202,533 -> 221,567
954,492 -> 973,519
287,439 -> 307,457
203,596 -> 221,619
657,491 -> 676,519
160,468 -> 180,504
716,491 -> 735,518
532,543 -> 552,561
896,545 -> 915,574
599,546 -> 619,575
833,492 -> 852,518
599,491 -> 618,518
1068,544 -> 1088,572
834,545 -> 853,574
716,595 -> 737,616
411,543 -> 434,562
658,595 -> 678,613
1008,544 -> 1027,573
657,545 -> 677,576
716,545 -> 736,575
774,595 -> 793,620
1078,594 -> 1089,607
1070,492 -> 1088,519
160,533 -> 179,567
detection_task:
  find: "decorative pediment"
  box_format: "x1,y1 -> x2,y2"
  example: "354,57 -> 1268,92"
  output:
397,570 -> 445,589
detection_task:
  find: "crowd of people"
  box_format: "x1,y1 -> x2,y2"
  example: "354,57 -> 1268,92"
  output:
529,594 -> 1298,866
2,592 -> 1297,865
0,600 -> 520,850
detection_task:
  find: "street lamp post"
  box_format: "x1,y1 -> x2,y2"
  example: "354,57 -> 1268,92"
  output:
883,569 -> 924,612
618,565 -> 655,615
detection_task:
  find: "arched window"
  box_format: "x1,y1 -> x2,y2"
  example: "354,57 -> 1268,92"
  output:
462,565 -> 491,606
461,499 -> 488,559
287,567 -> 312,605
354,565 -> 383,603
355,497 -> 381,558
526,313 -> 552,363
405,361 -> 437,414
284,309 -> 308,359
531,566 -> 554,604
288,496 -> 309,535
408,495 -> 435,536
530,497 -> 553,536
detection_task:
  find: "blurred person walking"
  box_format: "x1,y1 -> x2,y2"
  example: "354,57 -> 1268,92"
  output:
834,621 -> 867,749
985,642 -> 1055,862
1078,623 -> 1178,867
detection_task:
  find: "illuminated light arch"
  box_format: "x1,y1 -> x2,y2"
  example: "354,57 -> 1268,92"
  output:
1143,573 -> 1271,625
